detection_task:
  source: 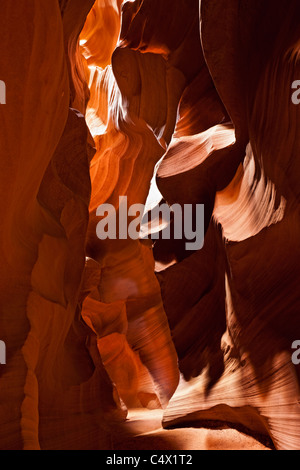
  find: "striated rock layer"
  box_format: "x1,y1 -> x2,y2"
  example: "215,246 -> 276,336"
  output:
0,0 -> 299,450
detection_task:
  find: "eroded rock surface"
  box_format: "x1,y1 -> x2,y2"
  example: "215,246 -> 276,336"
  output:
0,0 -> 299,450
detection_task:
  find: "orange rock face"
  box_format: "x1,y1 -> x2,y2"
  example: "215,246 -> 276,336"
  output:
0,0 -> 299,450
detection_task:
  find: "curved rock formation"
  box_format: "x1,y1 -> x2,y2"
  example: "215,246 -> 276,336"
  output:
157,0 -> 300,451
0,0 -> 299,451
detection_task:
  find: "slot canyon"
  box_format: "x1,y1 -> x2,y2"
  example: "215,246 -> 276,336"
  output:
0,0 -> 300,451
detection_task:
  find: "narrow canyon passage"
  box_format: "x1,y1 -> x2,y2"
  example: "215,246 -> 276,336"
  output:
0,0 -> 300,451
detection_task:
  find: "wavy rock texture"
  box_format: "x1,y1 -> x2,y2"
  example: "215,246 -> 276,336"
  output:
157,0 -> 300,451
0,0 -> 300,451
82,1 -> 180,408
0,0 -> 124,450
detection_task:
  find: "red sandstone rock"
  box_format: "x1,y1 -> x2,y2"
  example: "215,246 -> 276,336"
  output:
0,0 -> 299,451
